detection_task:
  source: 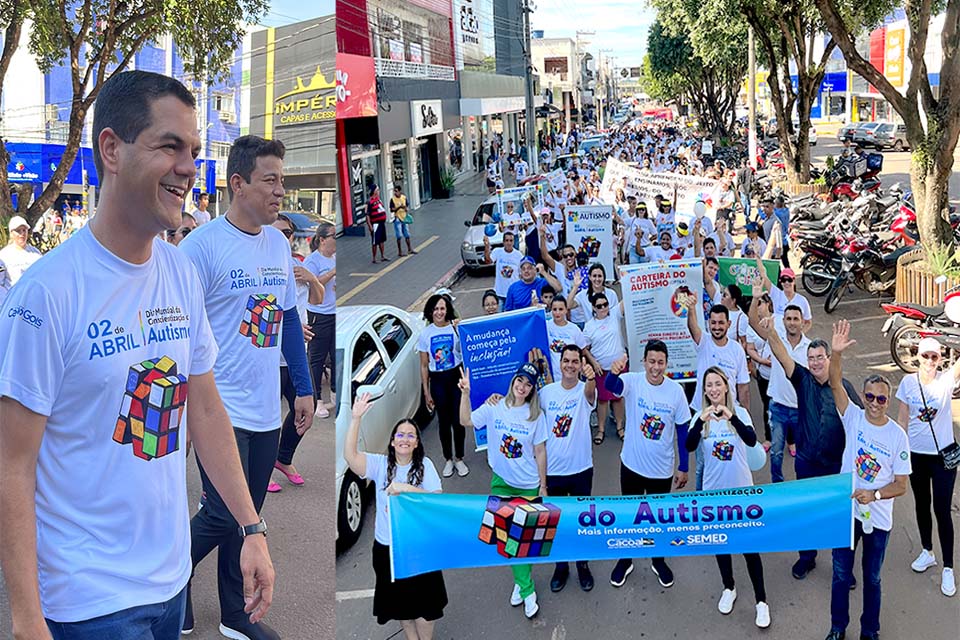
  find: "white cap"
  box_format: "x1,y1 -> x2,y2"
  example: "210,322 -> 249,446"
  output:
8,215 -> 29,231
918,337 -> 941,355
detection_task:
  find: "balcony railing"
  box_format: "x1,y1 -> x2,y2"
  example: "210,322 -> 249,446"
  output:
374,58 -> 455,81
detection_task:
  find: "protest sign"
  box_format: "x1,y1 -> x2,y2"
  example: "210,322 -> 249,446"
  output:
390,473 -> 855,578
599,158 -> 675,213
496,184 -> 545,216
545,169 -> 566,193
566,205 -> 615,276
458,308 -> 550,451
717,257 -> 782,290
619,259 -> 704,381
672,173 -> 720,227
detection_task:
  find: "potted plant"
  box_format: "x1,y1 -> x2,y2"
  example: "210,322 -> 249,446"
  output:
437,168 -> 456,199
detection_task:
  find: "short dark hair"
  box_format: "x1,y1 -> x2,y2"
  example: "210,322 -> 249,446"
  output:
503,230 -> 516,240
863,374 -> 891,393
423,293 -> 456,324
783,304 -> 803,318
708,304 -> 729,320
705,256 -> 719,267
227,135 -> 286,202
560,344 -> 582,359
92,70 -> 196,179
644,339 -> 668,360
541,284 -> 556,297
551,295 -> 567,307
703,237 -> 716,248
588,291 -> 608,307
808,338 -> 831,357
198,192 -> 210,200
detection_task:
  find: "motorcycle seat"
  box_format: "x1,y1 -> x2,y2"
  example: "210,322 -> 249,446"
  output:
875,196 -> 897,209
907,303 -> 945,317
882,245 -> 913,266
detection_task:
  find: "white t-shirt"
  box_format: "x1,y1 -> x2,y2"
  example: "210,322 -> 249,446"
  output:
0,227 -> 217,622
691,336 -> 750,411
279,256 -> 310,367
542,221 -> 561,253
769,286 -> 812,321
896,371 -> 958,455
539,381 -> 596,476
617,373 -> 692,479
491,247 -> 523,297
417,323 -> 462,372
630,217 -> 657,249
583,304 -> 625,369
839,404 -> 912,532
696,405 -> 755,491
768,332 -> 810,408
740,237 -> 767,257
303,251 -> 336,314
655,210 -> 675,236
643,245 -> 682,262
546,320 -> 587,380
471,401 -> 548,489
515,160 -> 529,182
191,208 -> 212,225
0,243 -> 42,289
180,216 -> 297,432
574,286 -> 619,325
364,453 -> 442,545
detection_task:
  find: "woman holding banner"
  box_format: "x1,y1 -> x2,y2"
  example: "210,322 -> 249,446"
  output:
344,393 -> 448,639
459,363 -> 549,619
685,367 -> 770,629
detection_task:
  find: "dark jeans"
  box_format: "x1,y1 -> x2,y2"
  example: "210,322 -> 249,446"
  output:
547,467 -> 594,573
277,366 -> 302,466
429,367 -> 465,460
755,374 -> 771,441
910,452 -> 957,568
769,401 -> 799,483
46,586 -> 186,639
831,520 -> 890,639
781,245 -> 791,269
191,427 -> 279,623
619,464 -> 673,571
716,553 -> 766,603
795,456 -> 842,566
307,311 -> 335,400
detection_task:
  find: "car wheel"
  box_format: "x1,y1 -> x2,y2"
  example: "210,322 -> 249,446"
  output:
336,471 -> 366,552
893,140 -> 904,151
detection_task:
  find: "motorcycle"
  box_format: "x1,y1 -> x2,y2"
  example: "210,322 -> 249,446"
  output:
822,235 -> 914,313
882,276 -> 960,372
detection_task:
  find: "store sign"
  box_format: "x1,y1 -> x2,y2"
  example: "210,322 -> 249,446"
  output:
885,27 -> 905,87
411,100 -> 443,137
7,155 -> 41,182
350,159 -> 368,226
453,0 -> 484,69
273,65 -> 336,126
336,53 -> 377,119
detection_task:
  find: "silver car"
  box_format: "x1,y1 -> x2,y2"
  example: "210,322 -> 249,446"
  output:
872,122 -> 909,151
461,194 -> 529,274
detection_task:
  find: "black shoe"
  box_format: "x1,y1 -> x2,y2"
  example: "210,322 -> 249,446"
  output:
824,632 -> 845,640
859,634 -> 878,640
651,561 -> 675,588
219,619 -> 281,640
850,574 -> 857,590
577,563 -> 594,592
792,558 -> 815,580
181,585 -> 194,635
610,560 -> 634,587
550,565 -> 569,592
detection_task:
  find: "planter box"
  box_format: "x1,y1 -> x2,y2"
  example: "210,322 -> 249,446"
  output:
894,249 -> 960,305
775,181 -> 829,196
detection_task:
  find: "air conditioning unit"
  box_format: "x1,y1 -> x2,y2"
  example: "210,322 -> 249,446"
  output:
219,111 -> 236,124
46,104 -> 60,121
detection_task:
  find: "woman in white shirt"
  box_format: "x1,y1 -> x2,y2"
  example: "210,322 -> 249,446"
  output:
568,264 -> 619,329
582,292 -> 627,443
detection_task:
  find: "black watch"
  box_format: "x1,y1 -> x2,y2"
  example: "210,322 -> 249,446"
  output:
238,517 -> 267,538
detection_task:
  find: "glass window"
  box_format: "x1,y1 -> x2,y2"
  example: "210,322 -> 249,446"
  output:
351,332 -> 387,399
373,314 -> 412,359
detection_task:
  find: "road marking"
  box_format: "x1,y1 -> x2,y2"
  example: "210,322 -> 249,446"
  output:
855,350 -> 892,359
339,236 -> 439,304
335,588 -> 376,602
407,262 -> 464,312
349,273 -> 378,277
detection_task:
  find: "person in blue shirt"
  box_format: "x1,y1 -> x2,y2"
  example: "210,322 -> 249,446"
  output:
773,196 -> 791,269
504,256 -> 561,311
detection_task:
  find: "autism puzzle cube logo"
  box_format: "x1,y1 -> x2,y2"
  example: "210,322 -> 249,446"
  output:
550,338 -> 566,353
239,294 -> 283,348
113,356 -> 187,461
478,496 -> 561,559
641,413 -> 665,440
712,440 -> 735,461
500,434 -> 523,459
553,414 -> 573,438
856,448 -> 882,482
500,265 -> 514,279
578,236 -> 601,258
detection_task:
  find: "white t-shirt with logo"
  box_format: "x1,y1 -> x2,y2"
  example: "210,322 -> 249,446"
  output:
583,304 -> 625,370
573,286 -> 619,327
539,381 -> 596,476
546,320 -> 587,380
491,247 -> 523,297
417,323 -> 462,372
768,332 -> 810,408
769,286 -> 812,321
303,251 -> 336,314
896,372 -> 957,455
471,401 -> 548,489
618,373 -> 692,479
691,336 -> 750,410
839,404 -> 911,532
696,405 -> 755,491
0,227 -> 217,622
180,217 -> 296,432
0,243 -> 42,289
363,453 -> 442,546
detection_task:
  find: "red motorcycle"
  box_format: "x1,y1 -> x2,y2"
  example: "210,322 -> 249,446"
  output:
828,153 -> 883,202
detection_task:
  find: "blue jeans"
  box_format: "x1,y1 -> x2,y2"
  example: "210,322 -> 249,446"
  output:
795,456 -> 842,565
47,586 -> 186,639
695,446 -> 704,491
740,192 -> 751,220
768,402 -> 798,483
393,218 -> 410,238
831,520 -> 890,640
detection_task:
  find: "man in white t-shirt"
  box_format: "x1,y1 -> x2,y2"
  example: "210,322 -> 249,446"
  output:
0,215 -> 43,295
484,231 -> 523,305
0,70 -> 273,639
515,157 -> 529,183
192,192 -> 212,224
756,256 -> 812,332
827,320 -> 910,640
180,136 -> 314,639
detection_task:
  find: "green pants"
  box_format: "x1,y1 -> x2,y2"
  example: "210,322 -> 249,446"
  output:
491,472 -> 540,599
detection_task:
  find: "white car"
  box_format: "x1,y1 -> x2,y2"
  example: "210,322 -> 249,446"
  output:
335,305 -> 428,550
461,192 -> 529,274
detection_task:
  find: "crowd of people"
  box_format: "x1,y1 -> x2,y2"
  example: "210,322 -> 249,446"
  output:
345,118 -> 958,640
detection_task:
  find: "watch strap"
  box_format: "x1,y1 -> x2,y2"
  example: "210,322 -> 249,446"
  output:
238,517 -> 267,538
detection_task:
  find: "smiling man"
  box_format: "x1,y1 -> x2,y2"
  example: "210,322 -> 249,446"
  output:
0,71 -> 274,640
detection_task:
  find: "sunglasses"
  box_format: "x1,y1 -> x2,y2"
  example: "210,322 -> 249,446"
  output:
594,302 -> 609,310
180,227 -> 192,237
394,432 -> 418,440
780,277 -> 794,283
921,352 -> 941,360
280,228 -> 294,238
562,252 -> 576,259
864,392 -> 888,405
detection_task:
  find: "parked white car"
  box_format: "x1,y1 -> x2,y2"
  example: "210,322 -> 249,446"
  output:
335,305 -> 428,550
461,191 -> 530,275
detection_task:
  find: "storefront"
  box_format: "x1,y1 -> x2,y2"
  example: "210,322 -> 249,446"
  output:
5,142 -> 100,213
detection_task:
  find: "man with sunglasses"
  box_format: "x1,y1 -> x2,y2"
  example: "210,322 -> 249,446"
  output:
825,319 -> 910,640
0,216 -> 42,295
166,212 -> 197,247
755,255 -> 812,333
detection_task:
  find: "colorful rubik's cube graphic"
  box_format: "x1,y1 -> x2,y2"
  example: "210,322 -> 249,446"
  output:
579,236 -> 601,258
500,265 -> 514,279
712,440 -> 735,461
550,338 -> 566,353
553,414 -> 573,438
239,294 -> 283,348
478,496 -> 561,559
113,356 -> 187,461
641,413 -> 665,440
856,448 -> 882,482
918,406 -> 938,422
500,434 -> 524,459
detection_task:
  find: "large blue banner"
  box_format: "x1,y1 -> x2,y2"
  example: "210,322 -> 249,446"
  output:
390,474 -> 854,579
457,307 -> 550,451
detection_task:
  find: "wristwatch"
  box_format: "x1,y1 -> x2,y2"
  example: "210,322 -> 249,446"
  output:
238,517 -> 267,538
873,490 -> 882,502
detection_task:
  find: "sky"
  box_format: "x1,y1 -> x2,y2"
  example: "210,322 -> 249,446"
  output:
259,0 -> 336,26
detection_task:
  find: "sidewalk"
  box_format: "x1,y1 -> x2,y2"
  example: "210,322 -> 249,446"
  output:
338,171 -> 490,312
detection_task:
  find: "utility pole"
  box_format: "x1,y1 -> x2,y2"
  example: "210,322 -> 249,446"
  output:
748,25 -> 757,170
575,30 -> 594,132
522,0 -> 539,172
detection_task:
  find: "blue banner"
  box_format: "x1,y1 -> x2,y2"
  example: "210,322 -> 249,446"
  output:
390,474 -> 854,579
457,307 -> 550,451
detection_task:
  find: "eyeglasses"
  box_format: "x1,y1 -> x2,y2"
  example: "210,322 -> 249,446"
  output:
10,227 -> 28,234
594,302 -> 609,310
180,227 -> 192,237
394,432 -> 418,440
280,228 -> 294,238
864,392 -> 888,405
807,354 -> 828,362
921,352 -> 940,360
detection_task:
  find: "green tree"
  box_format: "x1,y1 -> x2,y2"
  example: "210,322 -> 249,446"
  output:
0,0 -> 270,228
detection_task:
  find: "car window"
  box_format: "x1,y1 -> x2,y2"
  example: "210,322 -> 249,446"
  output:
350,331 -> 387,399
472,203 -> 496,225
879,124 -> 894,132
373,314 -> 412,360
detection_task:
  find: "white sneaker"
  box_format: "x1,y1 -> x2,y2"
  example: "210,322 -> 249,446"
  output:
454,459 -> 469,477
942,568 -> 957,597
755,602 -> 771,628
314,404 -> 329,419
718,588 -> 737,614
523,591 -> 539,618
911,549 -> 937,573
442,459 -> 455,478
510,583 -> 522,606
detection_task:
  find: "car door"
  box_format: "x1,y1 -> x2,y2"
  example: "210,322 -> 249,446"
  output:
372,312 -> 419,418
349,328 -> 393,456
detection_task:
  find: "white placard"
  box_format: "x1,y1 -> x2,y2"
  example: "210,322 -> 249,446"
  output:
411,100 -> 443,137
565,205 -> 615,277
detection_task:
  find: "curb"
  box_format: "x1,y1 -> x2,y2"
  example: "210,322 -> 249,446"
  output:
407,262 -> 467,312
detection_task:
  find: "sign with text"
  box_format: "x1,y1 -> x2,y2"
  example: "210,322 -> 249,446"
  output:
717,257 -> 781,290
566,205 -> 615,276
411,99 -> 443,137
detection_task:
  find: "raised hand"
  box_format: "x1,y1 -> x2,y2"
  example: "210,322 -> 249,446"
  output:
352,393 -> 374,419
582,359 -> 596,380
458,368 -> 471,393
713,404 -> 733,421
832,319 -> 856,354
610,353 -> 628,375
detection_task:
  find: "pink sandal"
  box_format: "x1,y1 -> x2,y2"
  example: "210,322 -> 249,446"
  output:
275,462 -> 305,485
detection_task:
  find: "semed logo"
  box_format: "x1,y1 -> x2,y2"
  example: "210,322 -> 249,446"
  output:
8,306 -> 43,328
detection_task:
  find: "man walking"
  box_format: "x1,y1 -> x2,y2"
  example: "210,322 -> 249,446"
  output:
180,135 -> 314,639
390,185 -> 416,257
193,192 -> 212,225
0,215 -> 43,297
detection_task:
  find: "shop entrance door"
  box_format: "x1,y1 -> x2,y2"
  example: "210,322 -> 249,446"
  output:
418,141 -> 433,203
